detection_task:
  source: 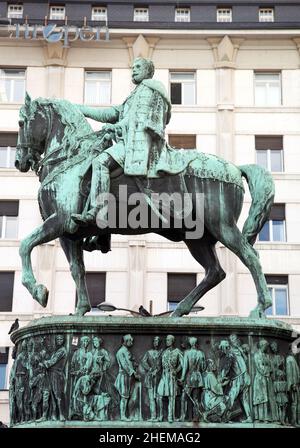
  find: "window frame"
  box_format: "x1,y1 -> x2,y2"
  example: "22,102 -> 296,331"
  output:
7,4 -> 23,19
168,134 -> 196,150
167,273 -> 197,311
0,201 -> 19,240
256,148 -> 284,172
254,71 -> 282,107
265,281 -> 289,317
0,347 -> 9,390
169,71 -> 196,106
0,68 -> 26,103
255,135 -> 284,173
49,5 -> 66,21
0,272 -> 15,312
258,204 -> 286,243
133,7 -> 149,22
76,271 -> 106,312
84,70 -> 112,106
216,7 -> 232,23
175,8 -> 190,22
91,6 -> 107,22
259,8 -> 274,22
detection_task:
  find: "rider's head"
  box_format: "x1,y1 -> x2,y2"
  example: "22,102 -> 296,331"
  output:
132,58 -> 155,84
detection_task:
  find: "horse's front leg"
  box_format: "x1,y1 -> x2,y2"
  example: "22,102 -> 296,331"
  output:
19,213 -> 61,308
59,237 -> 91,316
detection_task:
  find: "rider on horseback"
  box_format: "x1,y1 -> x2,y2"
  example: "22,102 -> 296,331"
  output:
71,57 -> 196,227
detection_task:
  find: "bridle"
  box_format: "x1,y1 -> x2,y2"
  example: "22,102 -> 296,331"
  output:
18,104 -> 66,174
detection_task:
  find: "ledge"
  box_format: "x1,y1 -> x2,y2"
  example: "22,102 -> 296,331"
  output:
11,314 -> 294,344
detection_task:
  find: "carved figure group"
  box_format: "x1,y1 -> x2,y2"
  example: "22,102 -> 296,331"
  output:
10,333 -> 300,426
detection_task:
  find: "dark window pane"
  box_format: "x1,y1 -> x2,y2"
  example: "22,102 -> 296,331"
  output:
0,272 -> 14,311
275,288 -> 288,315
76,272 -> 106,310
171,83 -> 182,104
169,134 -> 196,149
269,204 -> 285,221
0,347 -> 9,364
265,275 -> 288,285
0,133 -> 18,147
259,221 -> 270,241
167,273 -> 197,302
255,136 -> 283,150
0,201 -> 19,217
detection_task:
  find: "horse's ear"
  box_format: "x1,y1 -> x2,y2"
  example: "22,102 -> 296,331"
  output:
25,92 -> 31,107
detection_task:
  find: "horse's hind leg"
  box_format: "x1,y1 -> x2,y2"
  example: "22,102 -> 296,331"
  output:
19,213 -> 61,308
60,237 -> 91,316
212,223 -> 272,318
171,237 -> 226,317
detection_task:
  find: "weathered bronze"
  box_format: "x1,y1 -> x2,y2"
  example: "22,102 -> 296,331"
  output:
15,58 -> 275,319
9,316 -> 300,427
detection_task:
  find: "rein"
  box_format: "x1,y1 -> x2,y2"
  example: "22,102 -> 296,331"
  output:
22,101 -> 109,185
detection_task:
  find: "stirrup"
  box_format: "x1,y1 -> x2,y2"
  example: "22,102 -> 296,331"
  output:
71,210 -> 98,226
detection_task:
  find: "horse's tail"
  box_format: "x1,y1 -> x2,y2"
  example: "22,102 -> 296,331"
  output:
239,164 -> 275,246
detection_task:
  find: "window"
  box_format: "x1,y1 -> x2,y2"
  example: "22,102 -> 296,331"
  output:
175,8 -> 190,22
0,348 -> 9,389
0,133 -> 17,168
76,272 -> 106,312
84,71 -> 111,105
49,5 -> 65,20
254,72 -> 281,106
217,8 -> 232,22
255,136 -> 283,172
265,275 -> 289,316
169,134 -> 196,150
258,204 -> 286,242
91,6 -> 107,22
0,272 -> 14,312
170,72 -> 196,105
0,69 -> 25,103
167,273 -> 197,311
259,8 -> 274,22
133,8 -> 149,22
0,201 -> 19,239
7,4 -> 23,19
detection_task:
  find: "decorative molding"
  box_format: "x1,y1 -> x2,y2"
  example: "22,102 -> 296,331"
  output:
123,34 -> 160,64
207,36 -> 244,68
43,42 -> 68,66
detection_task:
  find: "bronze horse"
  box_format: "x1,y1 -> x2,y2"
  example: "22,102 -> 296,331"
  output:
15,95 -> 274,318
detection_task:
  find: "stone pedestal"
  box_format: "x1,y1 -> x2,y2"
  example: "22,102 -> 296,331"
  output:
9,316 -> 300,428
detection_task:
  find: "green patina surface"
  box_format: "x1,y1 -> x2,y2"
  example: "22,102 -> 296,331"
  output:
9,316 -> 299,428
15,57 -> 275,321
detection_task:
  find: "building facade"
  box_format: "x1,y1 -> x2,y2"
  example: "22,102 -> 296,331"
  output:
1,0 -> 300,423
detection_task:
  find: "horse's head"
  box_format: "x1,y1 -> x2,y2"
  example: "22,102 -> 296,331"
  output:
15,93 -> 48,173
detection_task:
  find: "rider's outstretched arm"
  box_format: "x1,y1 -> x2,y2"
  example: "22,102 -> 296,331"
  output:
76,105 -> 120,123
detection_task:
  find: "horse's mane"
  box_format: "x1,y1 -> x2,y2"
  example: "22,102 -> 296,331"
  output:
34,98 -> 96,154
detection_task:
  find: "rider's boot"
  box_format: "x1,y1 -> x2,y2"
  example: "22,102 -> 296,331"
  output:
72,155 -> 110,226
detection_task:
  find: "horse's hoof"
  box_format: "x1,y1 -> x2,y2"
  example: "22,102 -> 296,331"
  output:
33,284 -> 49,308
75,306 -> 91,317
249,305 -> 265,319
170,308 -> 185,317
